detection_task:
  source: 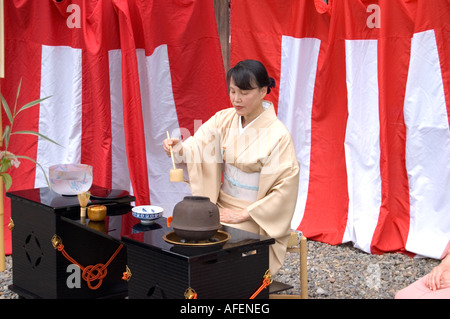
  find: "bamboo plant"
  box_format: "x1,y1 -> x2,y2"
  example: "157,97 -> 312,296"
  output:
0,79 -> 62,191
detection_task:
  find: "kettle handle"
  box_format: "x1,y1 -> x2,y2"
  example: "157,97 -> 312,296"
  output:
167,216 -> 172,228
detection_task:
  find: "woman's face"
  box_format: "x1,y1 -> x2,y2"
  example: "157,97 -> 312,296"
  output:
229,78 -> 267,119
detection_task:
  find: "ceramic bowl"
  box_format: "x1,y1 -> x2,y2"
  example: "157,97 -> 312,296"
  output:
49,164 -> 93,195
132,205 -> 163,224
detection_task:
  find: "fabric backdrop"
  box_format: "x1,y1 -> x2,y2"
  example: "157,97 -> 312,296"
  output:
1,0 -> 228,254
231,0 -> 450,259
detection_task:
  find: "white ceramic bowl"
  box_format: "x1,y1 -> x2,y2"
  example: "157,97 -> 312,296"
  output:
132,205 -> 163,224
49,164 -> 93,195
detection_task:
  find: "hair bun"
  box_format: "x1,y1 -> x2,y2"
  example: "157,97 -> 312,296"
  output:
267,77 -> 276,94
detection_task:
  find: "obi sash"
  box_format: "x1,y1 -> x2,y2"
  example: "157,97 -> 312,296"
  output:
221,163 -> 259,202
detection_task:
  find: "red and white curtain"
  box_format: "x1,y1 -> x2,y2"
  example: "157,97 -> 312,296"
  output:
231,0 -> 450,258
2,0 -> 450,259
1,0 -> 228,254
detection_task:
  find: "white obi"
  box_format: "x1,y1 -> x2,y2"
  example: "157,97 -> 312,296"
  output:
221,163 -> 260,202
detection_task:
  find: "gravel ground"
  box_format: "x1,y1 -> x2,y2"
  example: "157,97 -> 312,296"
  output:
0,256 -> 16,299
0,238 -> 440,299
274,238 -> 440,299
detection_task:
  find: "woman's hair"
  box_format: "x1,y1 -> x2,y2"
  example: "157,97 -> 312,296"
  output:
227,60 -> 276,94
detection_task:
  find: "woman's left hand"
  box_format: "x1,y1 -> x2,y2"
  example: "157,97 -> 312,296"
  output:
219,207 -> 250,224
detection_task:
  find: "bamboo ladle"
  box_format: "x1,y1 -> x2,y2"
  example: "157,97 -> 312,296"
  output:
166,131 -> 184,182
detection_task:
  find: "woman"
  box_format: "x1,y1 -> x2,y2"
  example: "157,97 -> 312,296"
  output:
163,60 -> 300,275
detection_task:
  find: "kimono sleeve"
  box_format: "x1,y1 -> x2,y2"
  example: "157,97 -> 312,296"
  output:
180,111 -> 226,203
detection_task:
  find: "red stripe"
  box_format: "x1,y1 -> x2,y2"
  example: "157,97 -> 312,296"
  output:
230,0 -> 282,111
370,0 -> 414,255
300,38 -> 349,244
113,0 -> 150,205
437,30 -> 450,133
79,1 -> 122,190
80,52 -> 113,189
298,1 -> 350,244
423,1 -> 450,133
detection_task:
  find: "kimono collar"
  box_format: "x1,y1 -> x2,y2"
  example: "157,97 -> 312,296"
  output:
238,101 -> 276,134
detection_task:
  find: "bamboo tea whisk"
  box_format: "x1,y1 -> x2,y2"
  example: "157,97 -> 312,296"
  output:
77,191 -> 91,219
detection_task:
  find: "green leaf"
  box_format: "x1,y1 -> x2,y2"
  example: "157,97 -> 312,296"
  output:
11,130 -> 63,147
0,158 -> 10,172
17,95 -> 52,115
0,93 -> 13,124
2,125 -> 10,148
14,155 -> 52,190
14,79 -> 22,115
0,173 -> 13,191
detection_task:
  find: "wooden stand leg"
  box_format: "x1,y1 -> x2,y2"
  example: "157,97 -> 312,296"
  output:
300,235 -> 308,299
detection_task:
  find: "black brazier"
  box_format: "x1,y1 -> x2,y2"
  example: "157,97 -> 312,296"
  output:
6,186 -> 134,299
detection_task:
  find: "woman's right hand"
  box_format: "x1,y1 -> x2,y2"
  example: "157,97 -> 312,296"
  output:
163,138 -> 181,157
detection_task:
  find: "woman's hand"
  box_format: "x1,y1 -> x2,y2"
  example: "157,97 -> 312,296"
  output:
219,207 -> 250,224
425,254 -> 450,291
163,138 -> 181,157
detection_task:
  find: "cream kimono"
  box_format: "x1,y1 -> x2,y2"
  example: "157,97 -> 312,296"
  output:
179,101 -> 299,275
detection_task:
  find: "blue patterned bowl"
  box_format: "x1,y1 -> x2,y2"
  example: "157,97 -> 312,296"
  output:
132,205 -> 163,224
49,164 -> 93,195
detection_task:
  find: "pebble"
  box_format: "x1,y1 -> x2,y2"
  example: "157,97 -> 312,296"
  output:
0,239 -> 441,299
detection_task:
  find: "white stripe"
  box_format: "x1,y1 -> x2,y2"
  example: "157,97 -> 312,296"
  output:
36,45 -> 82,188
137,46 -> 191,215
108,49 -> 131,190
404,30 -> 450,259
278,36 -> 320,230
342,39 -> 381,253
